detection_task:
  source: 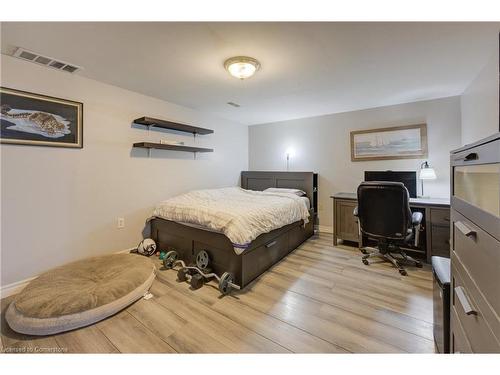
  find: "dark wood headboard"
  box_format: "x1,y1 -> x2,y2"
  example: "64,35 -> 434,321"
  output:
240,171 -> 318,217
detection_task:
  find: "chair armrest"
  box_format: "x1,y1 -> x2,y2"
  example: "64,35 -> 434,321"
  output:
412,212 -> 423,247
412,212 -> 423,226
353,206 -> 358,217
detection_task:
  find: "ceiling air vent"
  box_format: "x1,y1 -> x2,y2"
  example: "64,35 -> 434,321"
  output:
227,102 -> 241,108
12,47 -> 82,74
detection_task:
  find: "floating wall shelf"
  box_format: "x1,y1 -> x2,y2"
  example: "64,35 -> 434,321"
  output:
132,116 -> 214,157
133,142 -> 213,153
133,116 -> 214,135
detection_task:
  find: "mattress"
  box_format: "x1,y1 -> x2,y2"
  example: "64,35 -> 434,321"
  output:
176,196 -> 310,233
152,187 -> 310,254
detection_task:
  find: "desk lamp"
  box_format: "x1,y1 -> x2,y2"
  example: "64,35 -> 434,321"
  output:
419,161 -> 437,197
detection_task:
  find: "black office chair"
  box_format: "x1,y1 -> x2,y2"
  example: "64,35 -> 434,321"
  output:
354,181 -> 423,275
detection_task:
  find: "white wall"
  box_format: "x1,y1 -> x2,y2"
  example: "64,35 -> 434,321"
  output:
460,51 -> 499,145
0,55 -> 248,286
249,97 -> 462,230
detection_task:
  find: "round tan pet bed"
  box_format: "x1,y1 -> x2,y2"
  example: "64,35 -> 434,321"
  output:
6,253 -> 156,336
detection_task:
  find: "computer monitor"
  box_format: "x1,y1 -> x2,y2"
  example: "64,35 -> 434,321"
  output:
364,170 -> 417,198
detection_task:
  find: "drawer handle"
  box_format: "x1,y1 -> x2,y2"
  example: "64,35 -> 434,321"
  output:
265,240 -> 277,248
455,286 -> 477,316
463,152 -> 478,162
455,221 -> 476,238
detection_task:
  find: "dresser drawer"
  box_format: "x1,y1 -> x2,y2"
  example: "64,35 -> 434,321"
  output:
450,305 -> 472,353
242,232 -> 289,284
451,254 -> 500,353
431,208 -> 450,226
451,136 -> 499,167
452,210 -> 500,308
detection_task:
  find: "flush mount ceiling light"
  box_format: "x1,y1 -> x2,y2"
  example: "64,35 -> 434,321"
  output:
224,56 -> 260,80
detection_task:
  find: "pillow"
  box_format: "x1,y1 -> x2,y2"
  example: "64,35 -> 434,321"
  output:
264,187 -> 306,196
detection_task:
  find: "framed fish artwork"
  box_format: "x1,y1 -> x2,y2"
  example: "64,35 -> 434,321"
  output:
0,87 -> 83,148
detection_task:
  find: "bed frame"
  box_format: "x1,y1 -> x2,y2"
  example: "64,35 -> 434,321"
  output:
150,171 -> 318,288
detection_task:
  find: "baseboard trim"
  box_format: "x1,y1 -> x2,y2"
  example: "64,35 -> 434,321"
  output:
115,247 -> 135,255
316,225 -> 333,234
0,247 -> 136,299
0,276 -> 37,299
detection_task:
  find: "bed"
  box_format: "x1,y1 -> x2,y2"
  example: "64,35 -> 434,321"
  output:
149,171 -> 318,288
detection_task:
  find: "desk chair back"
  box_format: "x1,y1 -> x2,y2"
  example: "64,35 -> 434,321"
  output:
357,181 -> 412,241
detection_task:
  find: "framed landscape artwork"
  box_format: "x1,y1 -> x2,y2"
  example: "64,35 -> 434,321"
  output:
0,87 -> 83,148
350,123 -> 428,161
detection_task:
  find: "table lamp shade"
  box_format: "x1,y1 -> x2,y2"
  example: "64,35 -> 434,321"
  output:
419,161 -> 436,197
420,167 -> 437,180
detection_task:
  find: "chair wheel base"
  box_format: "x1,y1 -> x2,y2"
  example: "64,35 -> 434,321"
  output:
362,259 -> 369,265
399,269 -> 407,276
415,262 -> 423,268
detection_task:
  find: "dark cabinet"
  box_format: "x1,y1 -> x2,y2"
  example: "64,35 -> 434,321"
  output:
432,256 -> 451,353
430,226 -> 450,257
334,199 -> 359,243
429,207 -> 451,258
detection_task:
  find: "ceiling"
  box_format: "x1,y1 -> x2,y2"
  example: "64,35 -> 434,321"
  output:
1,22 -> 499,125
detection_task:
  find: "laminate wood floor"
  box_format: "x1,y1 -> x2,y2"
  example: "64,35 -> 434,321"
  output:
1,233 -> 435,353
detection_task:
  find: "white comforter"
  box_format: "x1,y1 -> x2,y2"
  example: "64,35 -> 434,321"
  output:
152,187 -> 310,254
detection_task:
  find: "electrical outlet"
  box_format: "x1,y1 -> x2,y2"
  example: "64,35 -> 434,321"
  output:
117,218 -> 125,229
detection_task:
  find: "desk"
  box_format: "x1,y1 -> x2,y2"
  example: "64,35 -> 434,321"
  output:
331,192 -> 450,262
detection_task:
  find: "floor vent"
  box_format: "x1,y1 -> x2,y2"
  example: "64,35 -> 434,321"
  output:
12,47 -> 82,74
